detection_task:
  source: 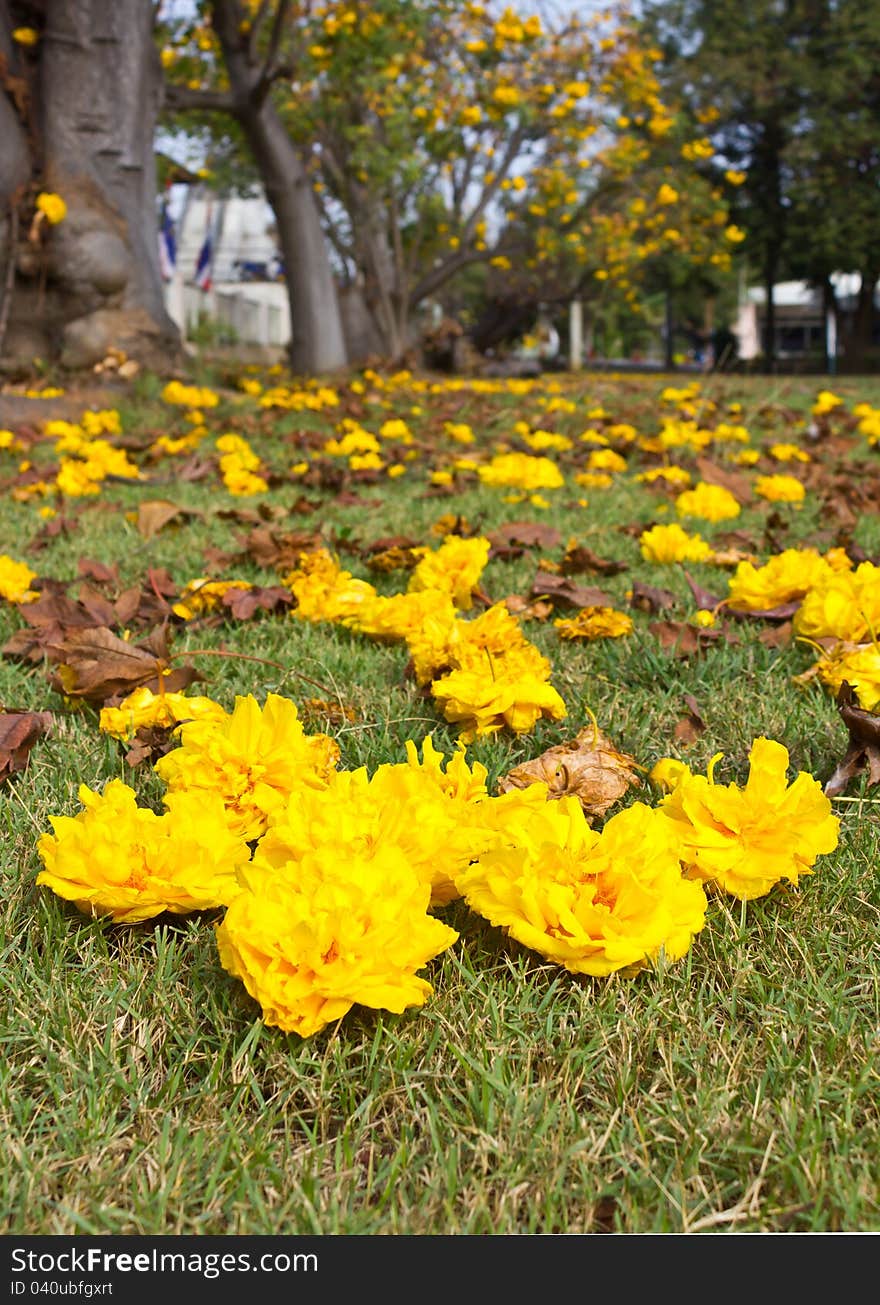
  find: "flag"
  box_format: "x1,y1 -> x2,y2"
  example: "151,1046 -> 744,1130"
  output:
194,231 -> 213,292
158,201 -> 176,282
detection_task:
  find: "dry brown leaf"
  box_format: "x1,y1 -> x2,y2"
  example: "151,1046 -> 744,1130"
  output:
0,710 -> 53,782
136,499 -> 200,540
695,456 -> 753,503
824,682 -> 880,797
497,724 -> 642,820
530,570 -> 614,610
649,620 -> 723,658
45,626 -> 201,704
559,542 -> 627,577
487,521 -> 562,552
629,580 -> 678,614
503,594 -> 554,621
221,585 -> 294,620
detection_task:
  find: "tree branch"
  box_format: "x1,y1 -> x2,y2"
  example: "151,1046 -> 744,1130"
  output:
247,0 -> 274,63
163,82 -> 238,114
254,0 -> 293,104
409,247 -> 490,309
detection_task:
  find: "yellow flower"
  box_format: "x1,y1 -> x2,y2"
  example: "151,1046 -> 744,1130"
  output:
656,183 -> 679,206
35,192 -> 67,225
768,442 -> 810,463
477,451 -> 564,491
407,535 -> 491,610
161,381 -> 219,408
554,607 -> 633,640
675,481 -> 741,522
0,554 -> 39,603
12,27 -> 39,45
573,472 -> 613,489
726,548 -> 834,612
431,664 -> 567,743
284,548 -> 378,626
458,799 -> 708,976
804,641 -> 880,711
215,771 -> 459,1036
793,561 -> 880,643
587,448 -> 627,473
811,389 -> 844,416
639,522 -> 714,564
172,578 -> 252,620
154,693 -> 340,841
724,225 -> 746,243
98,686 -> 226,741
36,780 -> 249,923
255,739 -> 487,908
635,465 -> 692,487
649,758 -> 692,793
754,474 -> 805,504
660,738 -> 839,900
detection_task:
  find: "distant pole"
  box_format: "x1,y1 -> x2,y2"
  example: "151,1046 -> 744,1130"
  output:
825,303 -> 838,375
569,298 -> 583,371
664,285 -> 675,370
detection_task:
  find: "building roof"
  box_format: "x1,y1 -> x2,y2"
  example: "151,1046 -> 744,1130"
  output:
747,272 -> 873,308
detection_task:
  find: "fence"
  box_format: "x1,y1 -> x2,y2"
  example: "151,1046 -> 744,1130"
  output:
174,282 -> 291,348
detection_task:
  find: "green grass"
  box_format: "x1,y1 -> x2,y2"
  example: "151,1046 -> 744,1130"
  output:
1,365 -> 879,1234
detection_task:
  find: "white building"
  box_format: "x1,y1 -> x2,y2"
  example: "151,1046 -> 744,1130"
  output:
733,271 -> 878,362
163,187 -> 291,349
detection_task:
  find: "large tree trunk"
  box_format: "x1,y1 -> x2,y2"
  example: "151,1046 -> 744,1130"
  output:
0,0 -> 181,373
209,0 -> 347,376
845,268 -> 878,371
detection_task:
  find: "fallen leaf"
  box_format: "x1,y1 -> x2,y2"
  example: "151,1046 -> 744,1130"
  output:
136,500 -> 201,540
629,580 -> 678,614
0,710 -> 53,782
559,543 -> 627,577
221,585 -> 294,620
758,621 -> 793,647
487,521 -> 562,552
649,620 -> 723,658
77,557 -> 119,586
695,456 -> 753,503
530,571 -> 614,610
503,594 -> 554,621
673,694 -> 705,746
824,682 -> 880,797
46,626 -> 201,704
497,723 -> 642,820
232,526 -> 316,572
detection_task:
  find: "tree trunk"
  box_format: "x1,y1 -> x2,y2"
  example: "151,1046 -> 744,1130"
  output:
763,257 -> 777,374
846,268 -> 878,371
0,0 -> 181,373
209,0 -> 347,376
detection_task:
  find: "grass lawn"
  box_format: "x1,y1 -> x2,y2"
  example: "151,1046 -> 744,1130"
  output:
1,361 -> 879,1235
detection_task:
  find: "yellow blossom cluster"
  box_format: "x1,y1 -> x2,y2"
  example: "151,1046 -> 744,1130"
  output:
658,739 -> 839,900
640,522 -> 714,564
98,686 -> 227,740
477,451 -> 565,491
161,381 -> 220,408
283,544 -> 567,742
155,693 -> 341,841
675,481 -> 741,522
215,433 -> 268,495
36,780 -> 250,924
554,606 -> 633,640
0,554 -> 39,604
